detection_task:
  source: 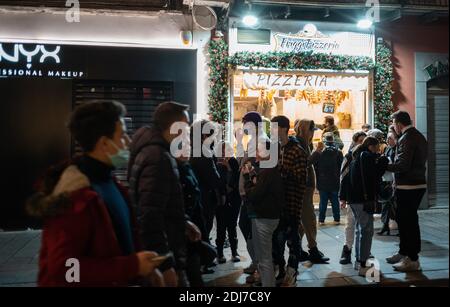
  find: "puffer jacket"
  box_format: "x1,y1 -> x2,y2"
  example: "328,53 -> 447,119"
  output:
128,126 -> 187,272
27,160 -> 141,287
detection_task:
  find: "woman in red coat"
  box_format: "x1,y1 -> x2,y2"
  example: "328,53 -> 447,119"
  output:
27,101 -> 163,287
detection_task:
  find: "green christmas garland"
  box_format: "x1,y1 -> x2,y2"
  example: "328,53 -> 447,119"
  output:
374,42 -> 394,133
207,39 -> 393,132
208,39 -> 230,124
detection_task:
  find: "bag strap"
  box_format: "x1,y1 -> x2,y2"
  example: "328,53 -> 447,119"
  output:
359,152 -> 368,201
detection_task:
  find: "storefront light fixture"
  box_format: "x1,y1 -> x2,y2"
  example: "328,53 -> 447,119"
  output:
243,14 -> 258,27
357,18 -> 373,29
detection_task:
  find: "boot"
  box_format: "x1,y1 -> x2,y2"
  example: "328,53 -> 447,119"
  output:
309,247 -> 330,264
339,245 -> 352,264
377,223 -> 390,236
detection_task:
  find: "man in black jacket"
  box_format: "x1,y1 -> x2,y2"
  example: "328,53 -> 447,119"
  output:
128,101 -> 200,287
385,111 -> 428,272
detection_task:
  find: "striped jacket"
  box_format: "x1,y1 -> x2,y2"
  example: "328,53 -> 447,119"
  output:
278,137 -> 308,224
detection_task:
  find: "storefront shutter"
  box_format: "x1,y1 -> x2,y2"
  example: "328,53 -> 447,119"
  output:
428,88 -> 449,208
72,80 -> 174,185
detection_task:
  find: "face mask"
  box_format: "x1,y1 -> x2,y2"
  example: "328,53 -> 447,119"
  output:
107,140 -> 130,169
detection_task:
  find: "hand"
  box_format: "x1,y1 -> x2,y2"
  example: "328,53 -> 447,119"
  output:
163,268 -> 178,287
186,221 -> 201,242
136,251 -> 159,277
340,200 -> 347,209
147,269 -> 165,287
252,176 -> 257,185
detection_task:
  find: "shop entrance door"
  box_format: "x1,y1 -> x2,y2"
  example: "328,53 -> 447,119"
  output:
72,80 -> 174,185
427,85 -> 449,208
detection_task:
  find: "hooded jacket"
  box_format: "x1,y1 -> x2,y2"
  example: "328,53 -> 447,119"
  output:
128,126 -> 187,272
27,160 -> 141,287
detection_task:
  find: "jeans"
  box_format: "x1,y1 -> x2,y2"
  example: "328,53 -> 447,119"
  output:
272,217 -> 302,271
239,200 -> 257,264
396,189 -> 426,261
299,187 -> 317,250
216,194 -> 241,257
344,207 -> 355,249
350,203 -> 374,263
252,218 -> 279,287
318,191 -> 340,222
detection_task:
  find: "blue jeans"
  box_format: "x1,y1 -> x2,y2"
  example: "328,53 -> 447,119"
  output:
350,203 -> 374,263
318,191 -> 340,222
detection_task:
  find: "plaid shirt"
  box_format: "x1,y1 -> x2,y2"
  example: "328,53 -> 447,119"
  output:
278,137 -> 308,224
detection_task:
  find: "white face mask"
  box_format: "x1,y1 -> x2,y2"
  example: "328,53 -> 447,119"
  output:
107,140 -> 130,169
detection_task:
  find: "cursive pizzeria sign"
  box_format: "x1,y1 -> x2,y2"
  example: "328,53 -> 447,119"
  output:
274,24 -> 340,53
0,43 -> 85,78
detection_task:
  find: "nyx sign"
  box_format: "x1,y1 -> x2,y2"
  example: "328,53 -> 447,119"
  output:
0,44 -> 61,69
0,43 -> 85,79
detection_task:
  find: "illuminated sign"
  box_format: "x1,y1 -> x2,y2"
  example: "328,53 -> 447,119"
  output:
0,43 -> 85,79
243,72 -> 368,91
274,24 -> 340,53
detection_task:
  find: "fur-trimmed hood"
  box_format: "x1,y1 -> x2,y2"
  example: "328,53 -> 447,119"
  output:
27,164 -> 91,219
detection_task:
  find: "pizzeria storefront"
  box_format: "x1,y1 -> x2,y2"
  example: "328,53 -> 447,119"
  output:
227,19 -> 376,150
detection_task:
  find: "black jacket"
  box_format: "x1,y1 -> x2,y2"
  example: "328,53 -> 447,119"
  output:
128,126 -> 186,271
244,166 -> 285,219
386,127 -> 427,186
347,149 -> 388,204
217,157 -> 241,202
190,151 -> 223,209
312,144 -> 343,192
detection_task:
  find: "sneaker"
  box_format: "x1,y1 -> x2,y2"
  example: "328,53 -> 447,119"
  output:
243,263 -> 257,275
217,256 -> 226,264
358,265 -> 373,277
309,247 -> 330,264
393,257 -> 421,272
353,261 -> 360,270
231,255 -> 241,263
299,250 -> 310,262
281,267 -> 297,287
386,253 -> 406,264
333,220 -> 341,225
201,266 -> 215,274
275,269 -> 285,286
318,221 -> 325,226
246,271 -> 260,284
339,245 -> 352,265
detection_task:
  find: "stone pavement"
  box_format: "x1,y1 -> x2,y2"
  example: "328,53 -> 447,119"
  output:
0,208 -> 448,287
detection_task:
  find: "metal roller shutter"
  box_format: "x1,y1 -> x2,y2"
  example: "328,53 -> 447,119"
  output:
428,88 -> 449,208
72,80 -> 174,185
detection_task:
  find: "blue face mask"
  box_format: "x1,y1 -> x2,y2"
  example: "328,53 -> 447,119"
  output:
107,140 -> 130,169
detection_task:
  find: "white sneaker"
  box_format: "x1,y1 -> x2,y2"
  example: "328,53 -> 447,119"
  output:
393,257 -> 422,272
358,265 -> 372,277
281,267 -> 298,287
386,253 -> 405,264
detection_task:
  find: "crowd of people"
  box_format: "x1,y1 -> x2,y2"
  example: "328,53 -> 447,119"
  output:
27,100 -> 428,287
